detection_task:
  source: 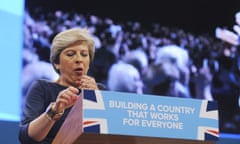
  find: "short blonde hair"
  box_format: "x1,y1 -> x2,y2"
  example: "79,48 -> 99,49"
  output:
50,27 -> 95,73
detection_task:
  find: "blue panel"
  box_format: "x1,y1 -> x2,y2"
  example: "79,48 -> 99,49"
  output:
0,0 -> 24,121
0,0 -> 24,16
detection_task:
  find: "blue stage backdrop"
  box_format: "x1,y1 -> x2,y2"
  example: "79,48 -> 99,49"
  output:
0,0 -> 23,121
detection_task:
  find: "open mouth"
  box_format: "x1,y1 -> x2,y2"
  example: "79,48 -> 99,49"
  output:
74,68 -> 83,75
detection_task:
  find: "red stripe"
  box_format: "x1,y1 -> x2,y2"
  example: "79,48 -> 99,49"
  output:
83,121 -> 97,125
207,130 -> 219,136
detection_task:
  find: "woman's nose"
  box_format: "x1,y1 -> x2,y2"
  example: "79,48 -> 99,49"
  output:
75,53 -> 82,62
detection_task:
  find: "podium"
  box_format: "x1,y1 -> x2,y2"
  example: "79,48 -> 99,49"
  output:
53,90 -> 219,144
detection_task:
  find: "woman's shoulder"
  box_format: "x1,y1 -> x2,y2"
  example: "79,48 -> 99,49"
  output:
32,79 -> 62,90
35,79 -> 55,86
36,79 -> 67,90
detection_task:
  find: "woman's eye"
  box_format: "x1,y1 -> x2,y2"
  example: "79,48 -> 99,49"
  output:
81,52 -> 89,57
66,51 -> 75,56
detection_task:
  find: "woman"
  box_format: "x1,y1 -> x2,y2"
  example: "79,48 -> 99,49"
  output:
19,27 -> 100,143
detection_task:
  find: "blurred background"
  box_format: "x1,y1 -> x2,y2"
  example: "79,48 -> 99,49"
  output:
1,0 -> 240,143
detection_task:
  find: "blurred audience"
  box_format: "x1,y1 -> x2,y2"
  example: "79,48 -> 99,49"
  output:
107,61 -> 144,94
144,45 -> 191,98
211,46 -> 240,133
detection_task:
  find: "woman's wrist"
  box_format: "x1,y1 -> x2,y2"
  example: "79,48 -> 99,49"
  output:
45,102 -> 64,121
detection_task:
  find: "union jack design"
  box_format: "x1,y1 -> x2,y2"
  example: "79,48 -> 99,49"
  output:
83,118 -> 108,133
198,126 -> 219,141
82,90 -> 108,133
198,100 -> 219,140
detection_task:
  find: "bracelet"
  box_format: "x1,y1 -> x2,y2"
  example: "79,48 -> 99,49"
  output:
45,112 -> 54,121
45,102 -> 64,121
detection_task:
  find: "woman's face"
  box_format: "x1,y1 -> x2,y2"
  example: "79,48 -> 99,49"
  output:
55,41 -> 90,87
